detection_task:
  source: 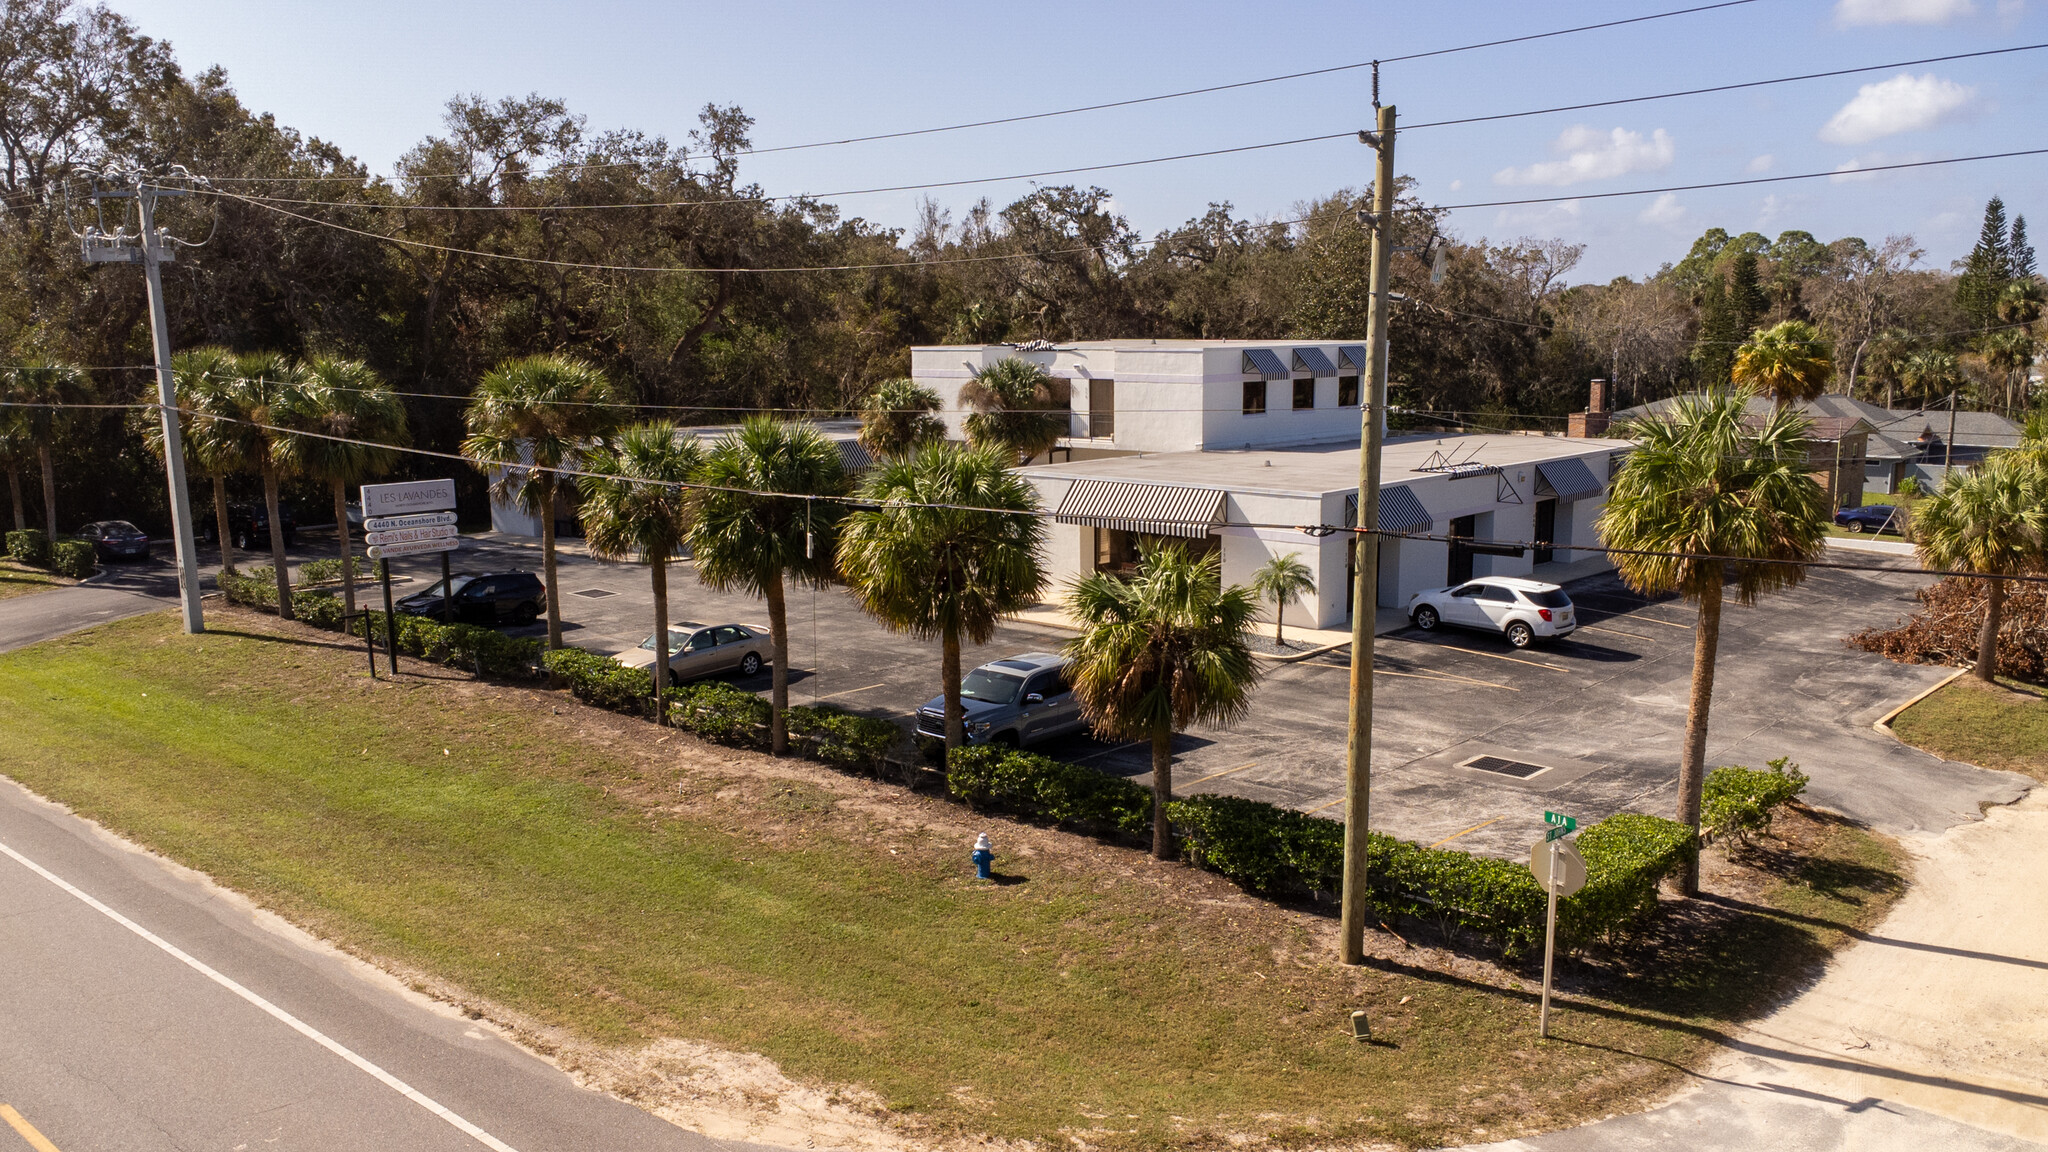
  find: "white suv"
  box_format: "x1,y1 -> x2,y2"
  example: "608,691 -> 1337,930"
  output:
1407,578 -> 1576,648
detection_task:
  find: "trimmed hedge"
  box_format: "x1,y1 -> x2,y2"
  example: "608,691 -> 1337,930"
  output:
1703,757 -> 1809,844
542,647 -> 656,713
6,528 -> 51,567
299,555 -> 367,585
671,681 -> 771,746
787,703 -> 900,770
346,607 -> 544,680
50,539 -> 94,579
218,566 -> 279,607
947,745 -> 1153,837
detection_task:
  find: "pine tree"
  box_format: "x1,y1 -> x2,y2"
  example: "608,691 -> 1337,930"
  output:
2013,214 -> 2038,282
1727,251 -> 1769,336
1957,196 -> 2015,329
1693,274 -> 1740,386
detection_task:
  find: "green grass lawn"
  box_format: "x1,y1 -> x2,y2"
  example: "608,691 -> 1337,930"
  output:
1892,675 -> 2048,782
0,612 -> 1907,1150
0,559 -> 63,599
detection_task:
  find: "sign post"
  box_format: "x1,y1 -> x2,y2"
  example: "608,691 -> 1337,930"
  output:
1530,812 -> 1586,1039
360,481 -> 460,677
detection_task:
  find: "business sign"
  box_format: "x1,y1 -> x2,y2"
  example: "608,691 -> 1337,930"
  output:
365,524 -> 459,547
363,511 -> 457,533
360,478 -> 456,518
366,537 -> 460,560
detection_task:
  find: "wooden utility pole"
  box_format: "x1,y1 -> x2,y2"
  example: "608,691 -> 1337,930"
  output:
1341,103 -> 1396,965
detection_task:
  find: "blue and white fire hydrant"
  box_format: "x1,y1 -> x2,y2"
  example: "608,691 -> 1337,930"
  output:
971,832 -> 995,880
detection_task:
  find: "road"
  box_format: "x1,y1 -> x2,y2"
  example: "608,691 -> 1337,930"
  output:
0,773 -> 779,1152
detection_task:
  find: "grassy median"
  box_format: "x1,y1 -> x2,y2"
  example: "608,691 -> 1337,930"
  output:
1892,674 -> 2048,782
0,611 -> 1906,1150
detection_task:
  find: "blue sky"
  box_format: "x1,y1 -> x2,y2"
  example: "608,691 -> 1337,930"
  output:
115,0 -> 2045,282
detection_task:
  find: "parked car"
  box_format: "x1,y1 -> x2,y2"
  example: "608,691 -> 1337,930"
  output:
915,652 -> 1086,748
394,570 -> 545,626
624,623 -> 771,680
76,520 -> 151,561
1407,577 -> 1576,648
1834,504 -> 1904,535
198,503 -> 297,550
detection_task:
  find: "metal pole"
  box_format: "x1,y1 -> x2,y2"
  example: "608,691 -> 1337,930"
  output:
1945,391 -> 1957,471
1340,103 -> 1396,965
380,557 -> 398,675
360,611 -> 376,679
136,182 -> 204,634
440,551 -> 452,624
1540,841 -> 1559,1039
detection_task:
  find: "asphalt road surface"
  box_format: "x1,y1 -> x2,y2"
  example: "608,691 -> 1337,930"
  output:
0,774 -> 778,1152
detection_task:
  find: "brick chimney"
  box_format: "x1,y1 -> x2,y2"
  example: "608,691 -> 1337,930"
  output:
1569,378 -> 1612,438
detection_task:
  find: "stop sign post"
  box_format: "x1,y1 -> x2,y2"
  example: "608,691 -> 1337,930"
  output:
1530,813 -> 1585,1040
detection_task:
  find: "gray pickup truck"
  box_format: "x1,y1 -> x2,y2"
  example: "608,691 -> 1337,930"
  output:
915,652 -> 1088,748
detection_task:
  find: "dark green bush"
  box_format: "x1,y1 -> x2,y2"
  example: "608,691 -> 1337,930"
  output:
298,555 -> 367,585
541,648 -> 655,714
293,590 -> 347,630
344,609 -> 544,680
49,539 -> 95,578
1170,792 -> 1343,895
670,681 -> 771,746
218,566 -> 276,607
7,528 -> 51,567
1703,757 -> 1809,844
787,704 -> 900,769
947,746 -> 1152,837
1565,812 -> 1696,944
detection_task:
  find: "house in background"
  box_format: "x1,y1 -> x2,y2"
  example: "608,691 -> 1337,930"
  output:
1611,391 -> 1873,510
1866,405 -> 2027,493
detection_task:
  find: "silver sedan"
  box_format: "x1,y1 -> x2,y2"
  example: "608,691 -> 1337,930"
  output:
625,623 -> 771,680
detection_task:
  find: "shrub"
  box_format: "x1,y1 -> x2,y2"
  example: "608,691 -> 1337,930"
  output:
542,648 -> 655,715
219,566 -> 277,608
299,555 -> 367,585
1703,757 -> 1809,844
293,590 -> 347,630
1170,792 -> 1342,895
49,539 -> 95,579
1564,813 -> 1696,944
344,609 -> 544,681
671,680 -> 771,746
948,746 -> 1152,837
787,704 -> 900,769
6,528 -> 51,567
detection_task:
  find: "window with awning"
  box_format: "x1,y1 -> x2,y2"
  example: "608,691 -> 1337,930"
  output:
1242,349 -> 1288,379
1534,457 -> 1603,502
1055,480 -> 1226,539
1292,347 -> 1337,376
1343,486 -> 1433,534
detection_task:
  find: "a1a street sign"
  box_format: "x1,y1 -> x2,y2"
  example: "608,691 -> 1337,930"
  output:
363,511 -> 457,533
360,478 -> 456,518
365,524 -> 459,547
366,537 -> 459,560
1543,810 -> 1577,832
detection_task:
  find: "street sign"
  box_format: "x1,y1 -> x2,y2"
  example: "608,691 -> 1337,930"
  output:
1529,836 -> 1588,1041
365,524 -> 459,547
1529,840 -> 1586,896
367,537 -> 459,560
360,478 -> 456,518
363,511 -> 456,533
1545,825 -> 1572,843
1543,811 -> 1577,832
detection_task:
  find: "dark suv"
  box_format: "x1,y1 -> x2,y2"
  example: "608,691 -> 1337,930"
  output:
395,571 -> 546,626
199,504 -> 297,550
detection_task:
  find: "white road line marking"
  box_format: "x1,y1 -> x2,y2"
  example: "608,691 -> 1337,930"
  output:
811,682 -> 885,701
0,839 -> 520,1152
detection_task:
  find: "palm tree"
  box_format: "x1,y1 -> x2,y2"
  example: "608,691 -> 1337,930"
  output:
1913,449 -> 2048,683
215,352 -> 306,618
1901,349 -> 1965,408
2,359 -> 93,539
962,358 -> 1068,464
0,404 -> 30,535
173,347 -> 258,576
857,378 -> 947,459
838,443 -> 1046,757
1250,553 -> 1316,646
462,354 -> 619,649
1732,320 -> 1833,407
1065,545 -> 1264,859
1983,330 -> 2034,416
579,424 -> 703,721
689,417 -> 848,754
281,357 -> 409,620
1596,391 -> 1828,895
1864,329 -> 1914,409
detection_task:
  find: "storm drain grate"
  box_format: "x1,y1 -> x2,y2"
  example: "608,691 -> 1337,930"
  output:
571,588 -> 618,599
1459,754 -> 1552,779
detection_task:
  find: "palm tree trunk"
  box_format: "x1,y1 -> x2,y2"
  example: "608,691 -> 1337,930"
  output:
1976,576 -> 2005,683
540,485 -> 562,649
6,466 -> 23,533
333,480 -> 356,618
213,476 -> 234,574
263,466 -> 293,620
38,445 -> 57,540
650,556 -> 671,723
1675,578 -> 1725,897
1275,599 -> 1284,645
942,623 -> 965,756
1151,729 -> 1175,860
766,573 -> 789,755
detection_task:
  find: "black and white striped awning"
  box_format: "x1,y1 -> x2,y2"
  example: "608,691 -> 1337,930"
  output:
1344,486 -> 1433,534
1241,348 -> 1289,379
1056,480 -> 1226,539
1292,347 -> 1338,376
1339,344 -> 1370,372
1535,457 -> 1603,502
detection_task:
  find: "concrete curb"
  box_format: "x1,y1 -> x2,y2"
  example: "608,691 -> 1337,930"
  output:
1873,665 -> 1974,733
1252,639 -> 1350,664
1826,535 -> 1918,557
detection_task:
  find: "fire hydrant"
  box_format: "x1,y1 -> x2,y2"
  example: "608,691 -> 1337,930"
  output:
971,832 -> 995,880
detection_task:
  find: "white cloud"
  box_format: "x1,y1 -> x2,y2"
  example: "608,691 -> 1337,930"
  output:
1449,179 -> 1463,192
1758,194 -> 1787,224
1830,151 -> 1930,182
1639,193 -> 1687,226
1493,126 -> 1674,186
1834,0 -> 1974,24
1746,154 -> 1775,174
1819,73 -> 1975,144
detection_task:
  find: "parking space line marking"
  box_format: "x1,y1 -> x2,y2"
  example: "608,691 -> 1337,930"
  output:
1071,740 -> 1146,764
1184,761 -> 1258,787
1305,796 -> 1345,814
811,682 -> 885,701
1579,624 -> 1658,641
1,1105 -> 62,1152
1429,817 -> 1504,849
1404,644 -> 1569,672
1289,660 -> 1519,691
0,840 -> 523,1152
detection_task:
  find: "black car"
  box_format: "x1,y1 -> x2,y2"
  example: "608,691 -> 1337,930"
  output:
1834,504 -> 1904,535
199,503 -> 298,550
395,571 -> 546,626
77,520 -> 152,561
